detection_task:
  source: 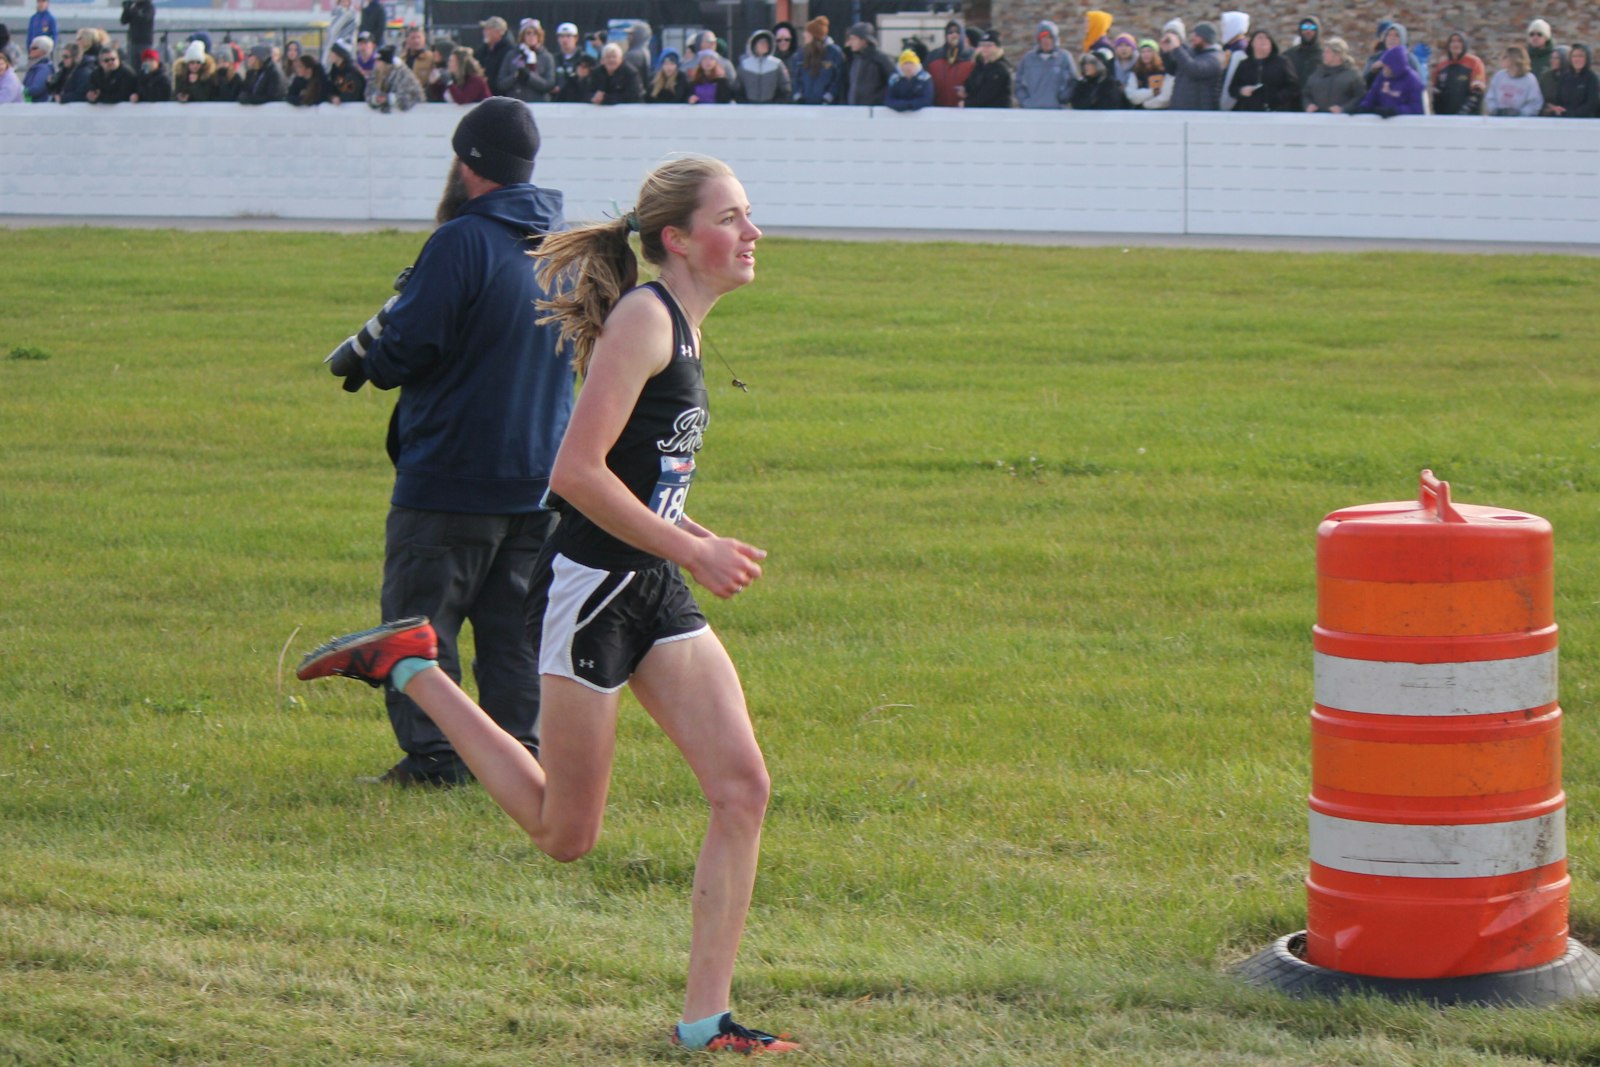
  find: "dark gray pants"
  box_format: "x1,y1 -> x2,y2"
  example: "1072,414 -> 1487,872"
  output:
380,506 -> 555,775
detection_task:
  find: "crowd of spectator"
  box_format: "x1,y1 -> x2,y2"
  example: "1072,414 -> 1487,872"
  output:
2,0 -> 1597,119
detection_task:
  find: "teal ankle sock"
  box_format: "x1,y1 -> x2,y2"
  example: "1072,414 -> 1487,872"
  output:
389,656 -> 437,694
675,1011 -> 730,1049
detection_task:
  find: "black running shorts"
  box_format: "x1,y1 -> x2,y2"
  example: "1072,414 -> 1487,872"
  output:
528,551 -> 709,693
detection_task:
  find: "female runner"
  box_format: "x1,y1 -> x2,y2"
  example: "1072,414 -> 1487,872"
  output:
299,155 -> 796,1055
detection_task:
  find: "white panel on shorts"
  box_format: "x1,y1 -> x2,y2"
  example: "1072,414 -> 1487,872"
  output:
1313,651 -> 1558,717
539,554 -> 634,694
1308,809 -> 1565,879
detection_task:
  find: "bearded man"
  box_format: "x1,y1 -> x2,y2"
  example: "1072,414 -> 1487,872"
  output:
324,99 -> 575,787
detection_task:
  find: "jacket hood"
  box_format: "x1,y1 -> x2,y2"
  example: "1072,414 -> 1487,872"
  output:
1252,34 -> 1280,58
626,21 -> 651,49
1035,20 -> 1059,46
772,22 -> 797,49
746,28 -> 774,53
1300,16 -> 1320,31
1446,31 -> 1470,59
944,19 -> 963,36
460,183 -> 565,234
1379,44 -> 1415,79
655,48 -> 680,69
1384,22 -> 1409,48
1083,10 -> 1111,52
1220,11 -> 1249,43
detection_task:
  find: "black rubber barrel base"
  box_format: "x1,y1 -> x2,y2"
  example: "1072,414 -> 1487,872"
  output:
1239,932 -> 1600,1007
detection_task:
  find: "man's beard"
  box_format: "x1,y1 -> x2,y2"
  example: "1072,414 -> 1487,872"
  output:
435,160 -> 471,226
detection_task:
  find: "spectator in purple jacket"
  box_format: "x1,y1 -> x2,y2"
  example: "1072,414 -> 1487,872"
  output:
1355,43 -> 1424,116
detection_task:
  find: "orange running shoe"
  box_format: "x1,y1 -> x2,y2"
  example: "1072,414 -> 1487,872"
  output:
671,1013 -> 799,1055
296,617 -> 437,688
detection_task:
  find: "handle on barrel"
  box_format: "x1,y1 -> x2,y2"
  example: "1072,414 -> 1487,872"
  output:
1419,469 -> 1467,523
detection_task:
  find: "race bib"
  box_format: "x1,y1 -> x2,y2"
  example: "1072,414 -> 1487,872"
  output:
651,455 -> 695,524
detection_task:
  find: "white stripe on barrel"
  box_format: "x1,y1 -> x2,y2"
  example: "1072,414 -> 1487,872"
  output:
1309,809 -> 1565,879
1314,650 -> 1558,717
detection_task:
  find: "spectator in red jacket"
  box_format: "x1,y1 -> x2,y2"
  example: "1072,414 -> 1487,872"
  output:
925,18 -> 973,106
445,46 -> 489,102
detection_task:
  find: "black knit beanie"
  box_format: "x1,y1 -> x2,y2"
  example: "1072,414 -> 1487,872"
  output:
451,98 -> 540,186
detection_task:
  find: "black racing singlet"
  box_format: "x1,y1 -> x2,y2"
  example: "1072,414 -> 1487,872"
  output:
545,281 -> 708,570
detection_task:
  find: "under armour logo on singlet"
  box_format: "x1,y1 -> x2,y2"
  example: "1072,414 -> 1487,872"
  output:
680,343 -> 695,360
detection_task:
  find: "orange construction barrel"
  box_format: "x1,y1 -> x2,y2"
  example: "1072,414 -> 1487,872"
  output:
1307,470 -> 1565,978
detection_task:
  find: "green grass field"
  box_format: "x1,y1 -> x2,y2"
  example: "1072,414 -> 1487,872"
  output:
4,227 -> 1600,1065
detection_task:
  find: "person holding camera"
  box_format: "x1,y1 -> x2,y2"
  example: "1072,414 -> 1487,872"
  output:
120,0 -> 154,62
320,99 -> 574,788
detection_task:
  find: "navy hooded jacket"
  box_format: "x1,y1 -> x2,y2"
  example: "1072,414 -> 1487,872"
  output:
364,184 -> 575,515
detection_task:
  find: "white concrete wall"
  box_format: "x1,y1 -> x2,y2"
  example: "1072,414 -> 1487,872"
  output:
4,103 -> 1597,244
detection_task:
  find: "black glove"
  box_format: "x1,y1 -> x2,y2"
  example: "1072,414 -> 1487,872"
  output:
326,336 -> 362,378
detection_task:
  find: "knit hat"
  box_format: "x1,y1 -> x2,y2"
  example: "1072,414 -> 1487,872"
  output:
897,48 -> 920,66
182,40 -> 204,62
846,21 -> 873,44
452,97 -> 539,186
518,18 -> 540,35
1192,22 -> 1218,45
695,48 -> 720,66
1113,33 -> 1136,49
249,43 -> 271,62
330,40 -> 351,60
141,47 -> 159,62
1162,18 -> 1185,40
1528,19 -> 1552,38
806,16 -> 828,41
1138,38 -> 1157,52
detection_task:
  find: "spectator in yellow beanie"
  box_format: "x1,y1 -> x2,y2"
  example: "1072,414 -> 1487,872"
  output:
885,46 -> 933,110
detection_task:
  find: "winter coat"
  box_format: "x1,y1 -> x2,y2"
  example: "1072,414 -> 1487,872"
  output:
1364,23 -> 1423,83
552,49 -> 584,101
287,73 -> 328,105
1357,46 -> 1426,116
327,61 -> 363,102
925,23 -> 972,106
477,35 -> 513,94
445,73 -> 489,103
27,10 -> 56,49
591,61 -> 642,104
1303,62 -> 1364,113
624,21 -> 652,86
120,0 -> 155,56
1163,42 -> 1224,110
647,72 -> 689,103
884,68 -> 933,111
1228,48 -> 1300,111
323,6 -> 359,62
1068,70 -> 1127,109
209,67 -> 243,102
135,65 -> 170,101
62,52 -> 97,101
0,69 -> 21,103
1528,39 -> 1554,78
739,31 -> 790,103
1431,42 -> 1486,116
1128,64 -> 1170,108
688,73 -> 734,103
22,57 -> 52,101
88,62 -> 138,103
359,0 -> 386,44
1549,49 -> 1600,117
366,60 -> 422,110
1484,69 -> 1543,116
239,60 -> 286,104
505,44 -> 555,102
173,62 -> 215,102
364,184 -> 574,516
1285,20 -> 1320,87
791,41 -> 844,104
1014,21 -> 1077,108
963,55 -> 1013,108
845,37 -> 895,105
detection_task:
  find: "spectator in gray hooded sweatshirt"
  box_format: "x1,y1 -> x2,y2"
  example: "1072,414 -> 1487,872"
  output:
1014,20 -> 1076,107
